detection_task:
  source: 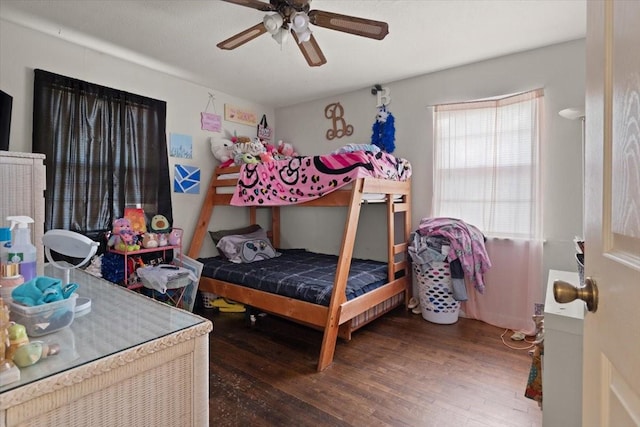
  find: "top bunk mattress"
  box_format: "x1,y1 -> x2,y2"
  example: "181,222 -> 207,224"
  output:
230,150 -> 411,206
198,249 -> 388,306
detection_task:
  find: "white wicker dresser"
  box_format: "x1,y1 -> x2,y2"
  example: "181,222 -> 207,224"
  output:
0,151 -> 46,277
0,267 -> 213,427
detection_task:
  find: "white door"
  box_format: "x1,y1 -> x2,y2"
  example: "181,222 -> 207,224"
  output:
583,0 -> 640,425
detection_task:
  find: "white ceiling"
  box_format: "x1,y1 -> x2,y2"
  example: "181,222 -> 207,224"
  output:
0,0 -> 586,108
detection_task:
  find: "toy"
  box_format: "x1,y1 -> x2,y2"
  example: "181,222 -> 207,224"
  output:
259,142 -> 277,162
150,215 -> 170,233
157,233 -> 168,247
277,140 -> 298,157
107,218 -> 139,250
371,105 -> 396,153
7,323 -> 28,361
116,229 -> 140,251
12,341 -> 60,368
234,152 -> 260,165
230,131 -> 252,144
210,137 -> 235,168
233,138 -> 266,157
141,232 -> 159,249
259,151 -> 274,162
168,228 -> 182,246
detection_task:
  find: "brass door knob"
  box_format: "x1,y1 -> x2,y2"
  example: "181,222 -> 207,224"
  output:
553,277 -> 598,313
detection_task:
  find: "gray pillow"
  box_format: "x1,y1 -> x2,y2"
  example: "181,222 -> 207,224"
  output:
216,228 -> 280,264
209,224 -> 262,259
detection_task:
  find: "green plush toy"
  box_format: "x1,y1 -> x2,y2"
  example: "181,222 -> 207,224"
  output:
150,215 -> 170,232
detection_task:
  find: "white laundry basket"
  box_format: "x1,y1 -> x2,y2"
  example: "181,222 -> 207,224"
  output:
414,261 -> 460,324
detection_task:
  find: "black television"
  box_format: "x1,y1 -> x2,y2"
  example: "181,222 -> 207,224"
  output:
0,89 -> 13,151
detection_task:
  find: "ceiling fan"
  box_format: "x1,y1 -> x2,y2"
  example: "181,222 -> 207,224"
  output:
217,0 -> 389,67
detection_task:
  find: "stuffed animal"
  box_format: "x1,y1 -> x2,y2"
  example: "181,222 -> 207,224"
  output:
107,218 -> 135,250
232,134 -> 252,144
150,215 -> 170,233
371,105 -> 396,153
259,151 -> 274,162
238,153 -> 260,164
233,138 -> 266,157
168,228 -> 183,246
116,230 -> 140,251
277,140 -> 298,157
141,232 -> 159,249
259,142 -> 277,162
157,233 -> 168,247
210,138 -> 235,168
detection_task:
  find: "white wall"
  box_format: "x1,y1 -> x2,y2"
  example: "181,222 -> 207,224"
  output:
0,19 -> 275,257
275,40 -> 586,282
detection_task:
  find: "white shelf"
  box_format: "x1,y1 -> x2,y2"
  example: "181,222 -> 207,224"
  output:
542,269 -> 584,427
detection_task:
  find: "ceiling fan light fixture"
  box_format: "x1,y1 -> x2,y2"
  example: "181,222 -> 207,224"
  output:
219,0 -> 389,67
272,26 -> 290,45
295,27 -> 312,43
290,12 -> 310,33
263,13 -> 283,34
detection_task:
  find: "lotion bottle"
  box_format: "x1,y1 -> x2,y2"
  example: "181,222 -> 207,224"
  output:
0,227 -> 10,267
6,216 -> 37,282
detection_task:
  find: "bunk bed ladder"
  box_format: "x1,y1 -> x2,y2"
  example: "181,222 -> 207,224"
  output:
318,178 -> 365,371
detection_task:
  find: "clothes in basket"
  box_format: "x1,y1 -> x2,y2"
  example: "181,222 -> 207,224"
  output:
413,261 -> 460,324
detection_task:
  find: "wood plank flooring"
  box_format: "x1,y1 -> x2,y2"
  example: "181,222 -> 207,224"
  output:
196,306 -> 542,427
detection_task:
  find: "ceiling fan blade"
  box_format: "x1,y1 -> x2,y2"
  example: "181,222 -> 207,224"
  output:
220,0 -> 276,12
308,10 -> 389,40
293,32 -> 327,67
217,22 -> 268,50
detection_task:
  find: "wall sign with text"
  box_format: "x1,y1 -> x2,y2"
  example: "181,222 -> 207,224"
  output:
224,104 -> 257,126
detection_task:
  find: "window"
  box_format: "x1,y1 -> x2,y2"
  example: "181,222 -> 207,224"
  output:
32,69 -> 172,240
432,89 -> 543,239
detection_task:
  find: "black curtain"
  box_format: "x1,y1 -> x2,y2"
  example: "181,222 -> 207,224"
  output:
32,69 -> 172,240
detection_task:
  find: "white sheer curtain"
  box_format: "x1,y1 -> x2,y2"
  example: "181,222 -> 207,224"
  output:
432,89 -> 543,334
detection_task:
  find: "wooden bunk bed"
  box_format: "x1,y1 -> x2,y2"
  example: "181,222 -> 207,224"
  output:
188,154 -> 412,372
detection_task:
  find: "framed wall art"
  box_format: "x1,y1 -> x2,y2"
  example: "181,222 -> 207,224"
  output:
224,104 -> 257,126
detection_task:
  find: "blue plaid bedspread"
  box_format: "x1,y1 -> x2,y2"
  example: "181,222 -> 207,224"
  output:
199,249 -> 388,306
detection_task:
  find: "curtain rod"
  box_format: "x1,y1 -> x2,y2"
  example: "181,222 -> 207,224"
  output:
425,88 -> 544,109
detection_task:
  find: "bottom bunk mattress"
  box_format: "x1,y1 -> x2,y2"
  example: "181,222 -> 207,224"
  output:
198,249 -> 388,306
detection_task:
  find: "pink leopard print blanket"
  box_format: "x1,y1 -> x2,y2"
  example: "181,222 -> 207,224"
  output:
230,151 -> 411,206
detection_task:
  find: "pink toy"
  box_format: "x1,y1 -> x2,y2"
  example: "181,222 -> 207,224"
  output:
168,228 -> 182,246
108,217 -> 132,248
277,140 -> 298,157
107,217 -> 141,251
157,233 -> 168,247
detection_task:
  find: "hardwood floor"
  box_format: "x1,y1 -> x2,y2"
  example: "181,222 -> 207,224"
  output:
196,306 -> 542,427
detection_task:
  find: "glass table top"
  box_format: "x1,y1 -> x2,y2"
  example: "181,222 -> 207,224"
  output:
0,265 -> 210,393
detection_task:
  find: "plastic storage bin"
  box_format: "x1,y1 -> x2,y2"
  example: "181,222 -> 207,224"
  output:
414,261 -> 460,324
9,293 -> 78,337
